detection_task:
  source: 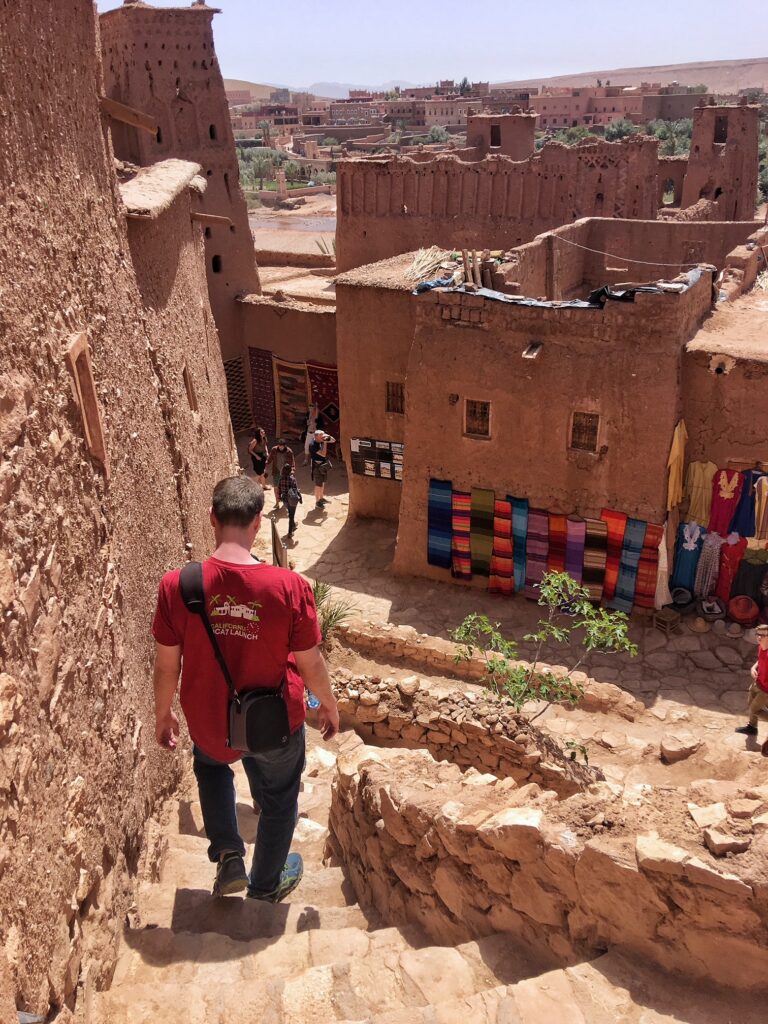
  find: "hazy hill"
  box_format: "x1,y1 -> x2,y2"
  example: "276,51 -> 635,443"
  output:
224,78 -> 417,100
496,57 -> 768,94
223,79 -> 279,101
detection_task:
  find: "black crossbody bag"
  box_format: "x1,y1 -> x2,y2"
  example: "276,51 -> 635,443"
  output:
179,561 -> 291,754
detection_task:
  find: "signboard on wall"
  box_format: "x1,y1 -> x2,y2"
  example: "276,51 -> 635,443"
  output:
350,437 -> 404,482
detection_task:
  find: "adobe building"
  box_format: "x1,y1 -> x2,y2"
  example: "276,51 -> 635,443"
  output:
335,103 -> 761,273
100,0 -> 261,428
335,215 -> 767,585
1,0 -> 238,1013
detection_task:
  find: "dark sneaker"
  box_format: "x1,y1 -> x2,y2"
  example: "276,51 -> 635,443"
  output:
735,724 -> 758,735
247,853 -> 304,904
213,852 -> 248,896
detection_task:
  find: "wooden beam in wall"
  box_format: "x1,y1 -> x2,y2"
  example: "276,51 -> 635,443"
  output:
99,95 -> 158,136
191,212 -> 233,226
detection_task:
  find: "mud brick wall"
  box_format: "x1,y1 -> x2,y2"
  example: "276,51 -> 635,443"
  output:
330,747 -> 768,990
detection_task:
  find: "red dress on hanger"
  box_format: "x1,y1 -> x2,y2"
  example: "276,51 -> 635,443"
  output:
715,535 -> 748,603
708,470 -> 743,537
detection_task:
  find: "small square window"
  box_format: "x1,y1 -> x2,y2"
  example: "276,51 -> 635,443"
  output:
570,411 -> 600,452
464,399 -> 491,439
386,381 -> 405,414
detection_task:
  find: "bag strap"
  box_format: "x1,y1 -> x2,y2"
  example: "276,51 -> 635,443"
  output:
179,561 -> 240,707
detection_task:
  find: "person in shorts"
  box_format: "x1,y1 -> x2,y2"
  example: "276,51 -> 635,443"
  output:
735,622 -> 768,756
265,439 -> 295,509
309,429 -> 334,509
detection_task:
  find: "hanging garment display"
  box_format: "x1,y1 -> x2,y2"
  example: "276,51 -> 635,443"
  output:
489,499 -> 514,595
729,469 -> 763,538
524,508 -> 549,600
583,518 -> 608,603
451,491 -> 472,579
754,476 -> 768,542
708,469 -> 744,536
655,521 -> 674,610
469,488 -> 495,577
731,548 -> 768,603
634,523 -> 664,610
248,346 -> 278,439
565,516 -> 587,584
666,419 -> 688,511
715,534 -> 748,603
693,532 -> 727,598
510,497 -> 528,593
600,508 -> 628,603
670,521 -> 705,592
547,513 -> 568,573
684,460 -> 718,525
427,479 -> 453,570
609,518 -> 647,614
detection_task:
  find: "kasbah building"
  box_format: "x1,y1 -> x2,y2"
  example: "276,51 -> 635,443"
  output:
2,1 -> 768,1021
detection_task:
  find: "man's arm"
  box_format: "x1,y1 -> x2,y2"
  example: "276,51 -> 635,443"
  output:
154,641 -> 182,749
751,660 -> 759,680
293,645 -> 339,741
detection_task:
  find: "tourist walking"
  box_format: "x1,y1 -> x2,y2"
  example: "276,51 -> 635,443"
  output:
247,426 -> 269,487
278,462 -> 303,536
309,429 -> 334,509
302,402 -> 323,466
266,438 -> 296,508
151,476 -> 339,900
735,623 -> 768,756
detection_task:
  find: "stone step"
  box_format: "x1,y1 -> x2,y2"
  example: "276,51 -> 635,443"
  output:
98,933 -> 527,1024
110,923 -> 426,989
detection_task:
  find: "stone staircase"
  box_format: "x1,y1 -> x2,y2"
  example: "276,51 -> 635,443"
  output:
96,728 -> 763,1024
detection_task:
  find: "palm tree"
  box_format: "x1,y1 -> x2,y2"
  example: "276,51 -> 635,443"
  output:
252,156 -> 272,190
284,160 -> 300,185
258,119 -> 271,146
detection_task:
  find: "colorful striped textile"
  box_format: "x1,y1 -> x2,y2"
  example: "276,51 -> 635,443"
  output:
565,516 -> 587,584
470,488 -> 495,577
272,356 -> 310,441
634,523 -> 664,610
510,497 -> 528,592
608,518 -> 647,613
489,499 -> 514,595
600,508 -> 628,603
451,491 -> 472,579
583,518 -> 608,603
306,361 -> 340,441
427,479 -> 453,569
524,508 -> 549,600
547,514 -> 568,573
248,346 -> 277,439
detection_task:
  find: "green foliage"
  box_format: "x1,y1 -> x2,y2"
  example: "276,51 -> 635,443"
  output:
549,125 -> 598,146
604,118 -> 637,141
564,739 -> 590,765
450,571 -> 638,719
458,76 -> 471,96
322,136 -> 340,147
646,119 -> 693,156
690,83 -> 709,93
429,125 -> 450,143
283,160 -> 300,183
312,579 -> 356,644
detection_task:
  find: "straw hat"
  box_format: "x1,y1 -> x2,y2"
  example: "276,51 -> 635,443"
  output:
727,621 -> 744,639
712,618 -> 727,634
689,616 -> 711,634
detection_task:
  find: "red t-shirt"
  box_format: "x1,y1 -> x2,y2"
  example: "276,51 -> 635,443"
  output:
757,646 -> 768,693
152,557 -> 321,762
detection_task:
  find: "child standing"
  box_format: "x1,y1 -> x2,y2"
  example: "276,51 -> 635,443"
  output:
735,622 -> 768,756
278,462 -> 302,536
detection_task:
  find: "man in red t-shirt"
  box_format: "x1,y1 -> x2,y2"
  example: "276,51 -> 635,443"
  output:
735,623 -> 768,756
152,476 -> 339,900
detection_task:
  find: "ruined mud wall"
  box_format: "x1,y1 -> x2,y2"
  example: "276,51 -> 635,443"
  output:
336,137 -> 660,272
681,105 -> 760,222
100,4 -> 260,363
391,274 -> 713,582
0,1 -> 236,1015
331,747 -> 768,989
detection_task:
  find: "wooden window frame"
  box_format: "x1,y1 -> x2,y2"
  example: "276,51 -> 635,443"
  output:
463,398 -> 491,440
569,410 -> 601,454
385,380 -> 405,415
64,332 -> 110,477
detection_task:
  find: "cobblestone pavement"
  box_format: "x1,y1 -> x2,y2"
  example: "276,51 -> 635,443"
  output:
239,445 -> 760,740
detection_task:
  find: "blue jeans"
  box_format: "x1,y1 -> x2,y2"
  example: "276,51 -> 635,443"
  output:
192,727 -> 305,896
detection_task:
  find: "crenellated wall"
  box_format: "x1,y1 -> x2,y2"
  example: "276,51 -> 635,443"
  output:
336,137 -> 661,271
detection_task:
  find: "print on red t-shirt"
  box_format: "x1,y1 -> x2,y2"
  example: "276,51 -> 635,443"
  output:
152,558 -> 321,763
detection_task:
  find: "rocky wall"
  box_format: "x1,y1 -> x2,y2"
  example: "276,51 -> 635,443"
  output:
0,1 -> 236,1015
330,667 -> 595,797
330,746 -> 768,989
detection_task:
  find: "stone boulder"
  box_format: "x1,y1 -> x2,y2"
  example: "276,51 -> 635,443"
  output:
660,731 -> 701,764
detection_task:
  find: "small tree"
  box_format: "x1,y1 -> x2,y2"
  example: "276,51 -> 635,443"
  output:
429,125 -> 450,143
312,580 -> 356,645
283,160 -> 300,184
451,571 -> 638,720
458,76 -> 471,96
252,156 -> 272,190
322,136 -> 340,147
604,118 -> 636,141
258,119 -> 272,146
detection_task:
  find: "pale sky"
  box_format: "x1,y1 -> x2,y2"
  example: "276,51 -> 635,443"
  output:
96,0 -> 766,89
